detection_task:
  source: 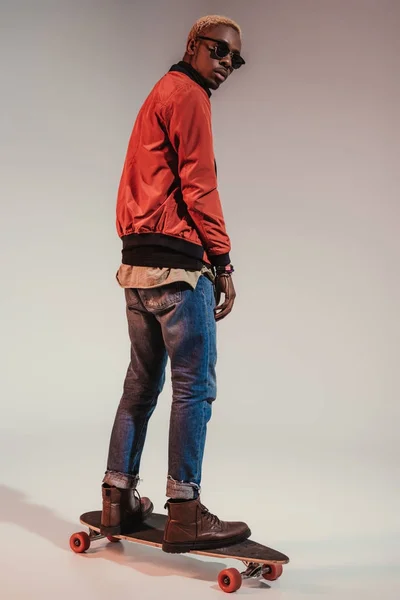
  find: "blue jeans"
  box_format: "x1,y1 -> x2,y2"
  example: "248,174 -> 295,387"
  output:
103,275 -> 217,499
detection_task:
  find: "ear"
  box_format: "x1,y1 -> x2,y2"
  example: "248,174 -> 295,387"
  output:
186,38 -> 197,56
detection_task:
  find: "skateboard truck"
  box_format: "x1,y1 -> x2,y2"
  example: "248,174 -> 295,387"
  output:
241,561 -> 263,578
241,561 -> 281,580
88,528 -> 104,542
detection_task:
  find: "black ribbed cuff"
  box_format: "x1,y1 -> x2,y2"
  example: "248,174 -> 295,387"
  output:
209,252 -> 231,267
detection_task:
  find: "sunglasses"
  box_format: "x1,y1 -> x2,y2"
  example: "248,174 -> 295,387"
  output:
196,36 -> 245,70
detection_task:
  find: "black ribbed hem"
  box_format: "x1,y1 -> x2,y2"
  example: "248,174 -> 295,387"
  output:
122,247 -> 205,270
121,233 -> 229,269
122,233 -> 203,257
121,233 -> 205,269
208,252 -> 231,267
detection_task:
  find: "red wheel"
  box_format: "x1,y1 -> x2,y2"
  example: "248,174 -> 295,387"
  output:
69,531 -> 90,553
262,563 -> 283,581
107,536 -> 120,543
217,568 -> 242,593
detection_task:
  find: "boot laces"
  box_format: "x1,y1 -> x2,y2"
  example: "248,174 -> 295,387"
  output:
200,504 -> 221,526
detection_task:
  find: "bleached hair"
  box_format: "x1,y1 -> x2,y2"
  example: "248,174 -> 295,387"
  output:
187,15 -> 241,44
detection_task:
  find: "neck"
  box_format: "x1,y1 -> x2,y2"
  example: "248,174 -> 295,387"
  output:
169,60 -> 212,97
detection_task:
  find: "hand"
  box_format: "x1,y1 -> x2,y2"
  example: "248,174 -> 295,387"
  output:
214,274 -> 236,321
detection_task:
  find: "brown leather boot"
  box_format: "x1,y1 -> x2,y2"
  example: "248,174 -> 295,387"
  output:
162,497 -> 251,553
100,484 -> 154,535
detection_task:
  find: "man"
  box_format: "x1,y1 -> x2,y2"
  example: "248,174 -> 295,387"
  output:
100,15 -> 250,554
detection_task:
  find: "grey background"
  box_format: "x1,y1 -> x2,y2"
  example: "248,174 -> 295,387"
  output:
0,1 -> 399,598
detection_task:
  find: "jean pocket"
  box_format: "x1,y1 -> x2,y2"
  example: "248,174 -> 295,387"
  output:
139,282 -> 183,311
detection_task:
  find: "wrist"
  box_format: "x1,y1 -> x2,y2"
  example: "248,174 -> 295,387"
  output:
215,264 -> 235,276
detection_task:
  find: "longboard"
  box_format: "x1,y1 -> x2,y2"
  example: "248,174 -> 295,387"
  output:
70,511 -> 289,593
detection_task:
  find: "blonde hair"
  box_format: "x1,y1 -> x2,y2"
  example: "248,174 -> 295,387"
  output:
187,15 -> 241,45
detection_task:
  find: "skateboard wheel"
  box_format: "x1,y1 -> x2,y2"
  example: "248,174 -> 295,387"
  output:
262,563 -> 283,581
69,531 -> 91,553
218,568 -> 242,593
107,536 -> 120,543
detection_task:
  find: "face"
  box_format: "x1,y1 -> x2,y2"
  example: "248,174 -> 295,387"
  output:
186,25 -> 243,90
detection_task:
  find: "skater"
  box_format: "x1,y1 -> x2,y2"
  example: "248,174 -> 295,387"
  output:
101,14 -> 250,553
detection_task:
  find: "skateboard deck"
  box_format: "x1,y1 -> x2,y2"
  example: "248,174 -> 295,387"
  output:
70,511 -> 289,593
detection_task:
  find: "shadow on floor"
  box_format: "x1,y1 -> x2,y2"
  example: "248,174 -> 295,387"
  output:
0,484 -> 235,583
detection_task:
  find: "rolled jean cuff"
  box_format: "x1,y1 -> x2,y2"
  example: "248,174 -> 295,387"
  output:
103,470 -> 140,490
166,475 -> 200,499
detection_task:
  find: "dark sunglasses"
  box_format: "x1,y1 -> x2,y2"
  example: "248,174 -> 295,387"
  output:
196,36 -> 245,70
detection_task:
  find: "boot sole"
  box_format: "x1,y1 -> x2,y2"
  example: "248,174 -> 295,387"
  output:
162,527 -> 251,554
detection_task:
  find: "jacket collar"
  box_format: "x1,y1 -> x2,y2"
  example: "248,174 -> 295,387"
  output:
169,61 -> 212,97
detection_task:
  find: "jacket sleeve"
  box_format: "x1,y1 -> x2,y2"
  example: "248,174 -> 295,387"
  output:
163,85 -> 231,266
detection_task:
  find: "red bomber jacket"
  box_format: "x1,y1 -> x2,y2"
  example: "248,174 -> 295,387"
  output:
116,61 -> 231,270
